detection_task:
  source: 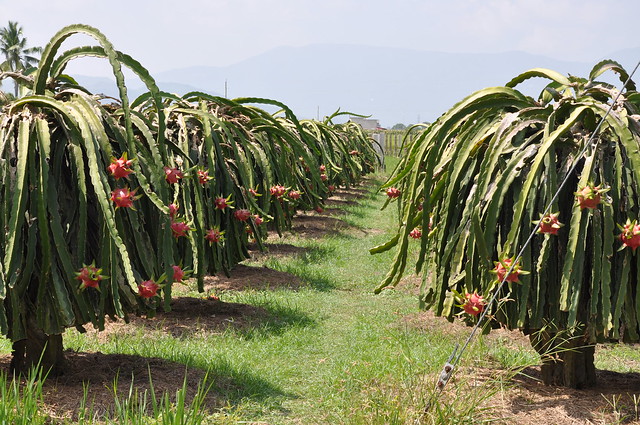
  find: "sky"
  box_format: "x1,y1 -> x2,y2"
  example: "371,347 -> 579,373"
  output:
3,0 -> 639,76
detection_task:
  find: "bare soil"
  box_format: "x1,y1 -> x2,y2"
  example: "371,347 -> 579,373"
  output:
401,309 -> 640,424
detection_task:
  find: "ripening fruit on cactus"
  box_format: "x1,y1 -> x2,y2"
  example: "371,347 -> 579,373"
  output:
196,169 -> 212,185
288,190 -> 301,200
107,153 -> 134,180
253,215 -> 264,226
315,206 -> 324,213
386,187 -> 401,199
234,209 -> 251,221
205,227 -> 225,244
535,212 -> 563,235
170,220 -> 191,238
328,184 -> 335,192
492,258 -> 528,283
461,292 -> 486,316
164,166 -> 184,184
320,173 -> 328,181
111,187 -> 139,209
172,265 -> 185,282
214,196 -> 232,210
409,227 -> 422,239
619,219 -> 640,251
270,185 -> 286,198
168,203 -> 179,219
575,183 -> 608,209
138,280 -> 160,298
319,164 -> 326,172
75,262 -> 106,290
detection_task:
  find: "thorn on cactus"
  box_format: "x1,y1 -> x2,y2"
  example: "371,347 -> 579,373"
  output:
535,212 -> 563,235
107,153 -> 134,180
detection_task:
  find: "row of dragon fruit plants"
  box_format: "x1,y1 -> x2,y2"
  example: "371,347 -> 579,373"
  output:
373,60 -> 640,388
0,24 -> 380,374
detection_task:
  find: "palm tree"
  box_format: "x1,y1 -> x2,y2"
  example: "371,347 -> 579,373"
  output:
0,21 -> 42,97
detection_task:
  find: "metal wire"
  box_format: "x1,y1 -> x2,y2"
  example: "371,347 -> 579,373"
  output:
434,58 -> 640,393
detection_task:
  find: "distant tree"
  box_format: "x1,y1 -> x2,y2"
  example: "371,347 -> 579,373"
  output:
391,123 -> 407,130
0,21 -> 42,96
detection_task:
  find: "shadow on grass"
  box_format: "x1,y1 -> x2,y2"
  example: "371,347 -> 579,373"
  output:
116,296 -> 316,340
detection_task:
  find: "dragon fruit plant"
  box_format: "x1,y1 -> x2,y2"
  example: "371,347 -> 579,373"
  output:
372,61 -> 640,388
0,24 -> 379,376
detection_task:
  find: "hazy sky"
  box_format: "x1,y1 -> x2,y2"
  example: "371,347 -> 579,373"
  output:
3,0 -> 639,76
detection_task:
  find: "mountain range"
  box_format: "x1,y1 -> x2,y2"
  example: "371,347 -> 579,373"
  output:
69,44 -> 640,128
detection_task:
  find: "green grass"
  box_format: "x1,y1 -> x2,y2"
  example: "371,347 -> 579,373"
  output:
5,157 -> 625,424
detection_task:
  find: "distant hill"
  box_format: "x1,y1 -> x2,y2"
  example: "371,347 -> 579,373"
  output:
70,44 -> 639,127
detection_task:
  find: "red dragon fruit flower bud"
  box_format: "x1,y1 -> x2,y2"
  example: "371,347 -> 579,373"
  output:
197,169 -> 212,185
409,227 -> 422,239
168,203 -> 179,218
205,227 -> 225,244
386,187 -> 401,199
461,292 -> 486,316
270,185 -> 286,198
288,190 -> 301,200
107,153 -> 134,180
75,262 -> 106,290
214,196 -> 232,210
620,219 -> 640,251
111,187 -> 139,209
575,183 -> 608,209
535,213 -> 563,235
138,280 -> 160,298
492,258 -> 528,283
163,166 -> 184,184
172,265 -> 185,282
233,209 -> 252,222
170,220 -> 191,238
